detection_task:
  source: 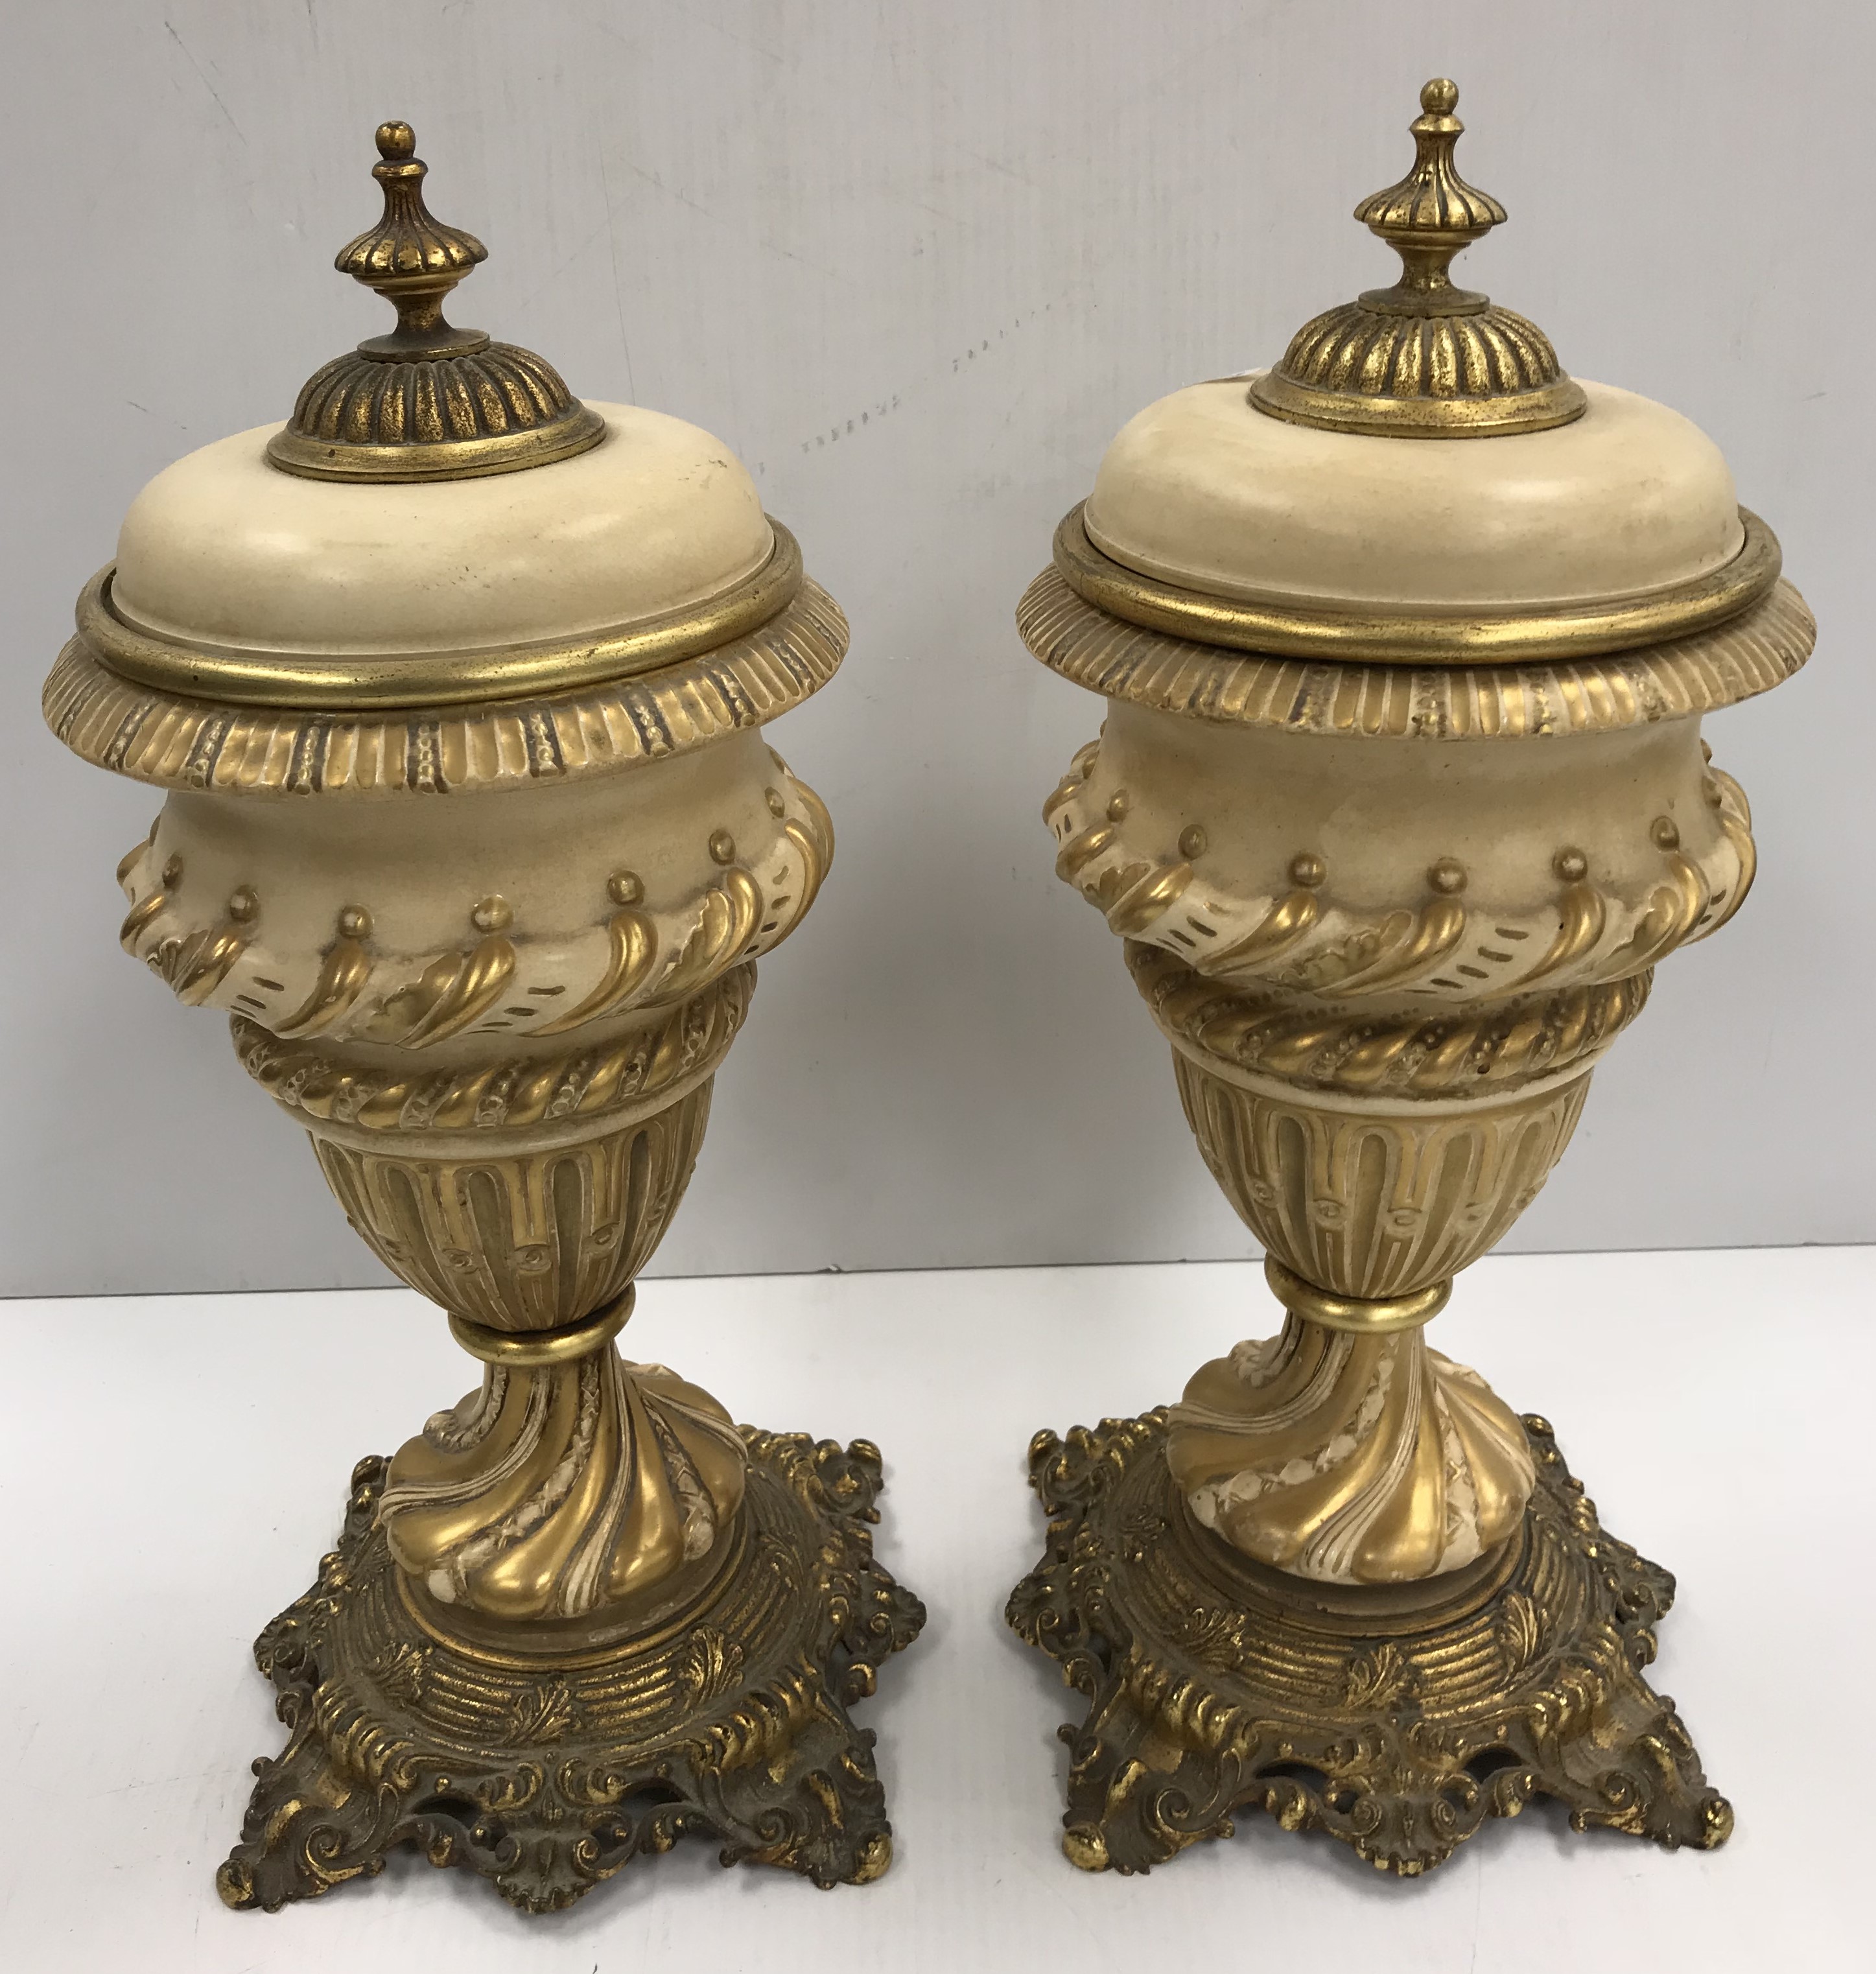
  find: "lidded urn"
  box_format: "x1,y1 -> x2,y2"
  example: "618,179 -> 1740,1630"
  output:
1009,80 -> 1812,1878
44,122 -> 922,1914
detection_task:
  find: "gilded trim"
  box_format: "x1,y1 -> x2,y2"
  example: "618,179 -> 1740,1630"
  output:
45,578 -> 848,797
1263,1258 -> 1451,1335
76,521 -> 803,711
1129,941 -> 1652,1101
267,396 -> 607,485
1059,504 -> 1781,665
230,966 -> 753,1134
1016,563 -> 1814,740
449,1289 -> 635,1367
1251,365 -> 1586,441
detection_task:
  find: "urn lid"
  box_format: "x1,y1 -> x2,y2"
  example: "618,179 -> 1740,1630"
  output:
63,123 -> 814,716
1064,80 -> 1783,666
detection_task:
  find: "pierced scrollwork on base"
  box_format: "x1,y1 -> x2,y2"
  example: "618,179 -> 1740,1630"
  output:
218,1432 -> 926,1914
1007,1409 -> 1730,1878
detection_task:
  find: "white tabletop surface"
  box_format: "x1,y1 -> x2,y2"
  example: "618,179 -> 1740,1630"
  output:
1,1244 -> 1867,1971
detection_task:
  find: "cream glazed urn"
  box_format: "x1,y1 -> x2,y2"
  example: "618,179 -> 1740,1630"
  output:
43,121 -> 922,1914
1007,81 -> 1812,1878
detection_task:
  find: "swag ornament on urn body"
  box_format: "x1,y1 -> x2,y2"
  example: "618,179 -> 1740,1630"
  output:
1009,80 -> 1811,1875
47,122 -> 920,1912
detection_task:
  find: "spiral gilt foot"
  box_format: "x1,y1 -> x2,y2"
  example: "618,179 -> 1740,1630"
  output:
218,1436 -> 925,1913
1167,1301 -> 1536,1583
1007,1410 -> 1729,1878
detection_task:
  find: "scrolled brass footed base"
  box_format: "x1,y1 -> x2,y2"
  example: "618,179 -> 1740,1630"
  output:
1007,1409 -> 1729,1877
219,1433 -> 925,1914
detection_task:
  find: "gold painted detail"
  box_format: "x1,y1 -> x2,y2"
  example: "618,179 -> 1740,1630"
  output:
1007,1412 -> 1731,1876
267,123 -> 604,485
305,1082 -> 712,1331
1169,1310 -> 1532,1582
232,970 -> 750,1135
120,852 -> 251,1005
1174,1052 -> 1590,1300
218,1441 -> 925,1911
1051,744 -> 1752,1000
275,906 -> 375,1037
1053,814 -> 1195,939
125,777 -> 823,1038
533,873 -> 661,1035
1015,564 -> 1814,738
449,1288 -> 635,1366
1053,504 -> 1781,666
364,902 -> 516,1047
1129,944 -> 1652,1101
46,578 -> 849,795
1289,865 -> 1468,998
533,789 -> 825,1035
73,523 -> 803,711
1262,1259 -> 1451,1337
379,1348 -> 749,1622
1249,81 -> 1587,440
1055,826 -> 1472,994
1695,762 -> 1755,943
1188,853 -> 1326,978
1520,849 -> 1604,985
651,868 -> 763,1005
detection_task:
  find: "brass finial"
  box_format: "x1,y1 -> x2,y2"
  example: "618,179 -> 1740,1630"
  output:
333,120 -> 489,358
1249,79 -> 1587,440
1351,78 -> 1505,312
266,121 -> 606,484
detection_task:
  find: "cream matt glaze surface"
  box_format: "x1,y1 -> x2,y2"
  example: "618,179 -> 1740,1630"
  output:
1085,379 -> 1743,611
111,402 -> 774,659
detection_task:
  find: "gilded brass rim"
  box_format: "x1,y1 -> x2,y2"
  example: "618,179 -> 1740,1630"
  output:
1249,368 -> 1588,440
1265,1256 -> 1450,1335
265,398 -> 607,484
78,519 -> 804,711
1057,503 -> 1782,664
449,1287 -> 635,1366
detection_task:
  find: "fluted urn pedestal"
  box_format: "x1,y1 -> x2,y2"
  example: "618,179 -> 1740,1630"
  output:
1007,81 -> 1812,1877
45,124 -> 921,1913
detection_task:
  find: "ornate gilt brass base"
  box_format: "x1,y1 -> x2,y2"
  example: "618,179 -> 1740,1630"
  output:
219,1433 -> 925,1913
1007,1409 -> 1729,1877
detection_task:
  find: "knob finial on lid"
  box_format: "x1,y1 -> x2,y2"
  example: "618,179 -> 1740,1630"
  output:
1249,80 -> 1587,440
266,121 -> 606,484
1351,78 -> 1506,312
331,120 -> 489,358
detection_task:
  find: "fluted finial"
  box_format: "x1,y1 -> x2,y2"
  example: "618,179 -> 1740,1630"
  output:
1352,79 -> 1507,314
266,120 -> 605,484
1249,78 -> 1586,440
333,121 -> 490,357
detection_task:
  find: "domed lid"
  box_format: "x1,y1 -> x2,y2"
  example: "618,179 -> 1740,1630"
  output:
1065,80 -> 1783,664
64,122 -> 808,713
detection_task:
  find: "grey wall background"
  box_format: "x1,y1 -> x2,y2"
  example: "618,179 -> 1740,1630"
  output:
3,0 -> 1869,1297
